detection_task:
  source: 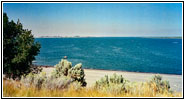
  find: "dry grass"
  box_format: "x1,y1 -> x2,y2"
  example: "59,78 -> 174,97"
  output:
3,80 -> 182,97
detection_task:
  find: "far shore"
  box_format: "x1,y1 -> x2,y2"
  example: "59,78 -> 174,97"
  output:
41,66 -> 182,92
35,36 -> 182,39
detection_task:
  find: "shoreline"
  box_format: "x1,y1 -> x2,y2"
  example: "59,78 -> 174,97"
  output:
38,65 -> 181,76
41,66 -> 182,92
84,68 -> 182,76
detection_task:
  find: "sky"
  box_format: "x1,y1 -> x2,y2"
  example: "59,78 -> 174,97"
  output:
3,3 -> 182,37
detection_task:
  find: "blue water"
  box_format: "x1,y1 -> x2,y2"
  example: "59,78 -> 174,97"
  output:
34,37 -> 182,75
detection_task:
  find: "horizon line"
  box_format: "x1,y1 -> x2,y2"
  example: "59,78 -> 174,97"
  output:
34,36 -> 182,38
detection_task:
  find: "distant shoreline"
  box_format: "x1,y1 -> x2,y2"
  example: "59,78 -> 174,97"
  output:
35,36 -> 182,39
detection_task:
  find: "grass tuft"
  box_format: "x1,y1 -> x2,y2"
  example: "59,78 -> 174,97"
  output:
3,79 -> 181,97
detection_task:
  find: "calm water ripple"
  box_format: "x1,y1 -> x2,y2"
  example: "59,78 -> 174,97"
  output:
34,37 -> 182,75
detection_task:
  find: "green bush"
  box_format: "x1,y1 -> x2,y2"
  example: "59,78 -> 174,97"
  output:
94,74 -> 172,95
43,76 -> 73,90
148,75 -> 171,92
68,63 -> 87,86
33,72 -> 47,89
21,73 -> 35,87
21,58 -> 86,90
21,72 -> 73,90
52,59 -> 86,86
94,73 -> 129,94
52,59 -> 72,77
3,13 -> 40,79
21,72 -> 46,89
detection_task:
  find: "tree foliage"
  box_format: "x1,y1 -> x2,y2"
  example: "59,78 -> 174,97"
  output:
3,13 -> 41,79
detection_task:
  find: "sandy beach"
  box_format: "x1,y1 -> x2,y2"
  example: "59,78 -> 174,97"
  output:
42,67 -> 182,92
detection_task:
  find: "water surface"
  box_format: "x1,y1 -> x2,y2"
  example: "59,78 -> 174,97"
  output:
34,37 -> 182,75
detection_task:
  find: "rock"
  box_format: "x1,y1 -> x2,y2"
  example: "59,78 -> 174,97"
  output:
63,56 -> 67,59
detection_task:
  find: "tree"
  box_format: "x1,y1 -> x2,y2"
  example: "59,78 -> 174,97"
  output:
3,13 -> 41,79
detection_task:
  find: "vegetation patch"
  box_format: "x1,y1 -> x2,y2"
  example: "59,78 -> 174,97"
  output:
20,59 -> 86,91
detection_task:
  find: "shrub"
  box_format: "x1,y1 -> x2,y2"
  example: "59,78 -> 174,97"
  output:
30,65 -> 43,74
52,59 -> 72,77
52,59 -> 87,86
3,13 -> 40,79
21,72 -> 46,89
94,73 -> 129,94
21,73 -> 35,87
21,72 -> 74,90
148,75 -> 171,93
43,76 -> 73,90
33,72 -> 47,89
68,63 -> 87,86
21,58 -> 87,90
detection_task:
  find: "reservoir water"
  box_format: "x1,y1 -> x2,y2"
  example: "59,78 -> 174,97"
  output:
34,37 -> 182,75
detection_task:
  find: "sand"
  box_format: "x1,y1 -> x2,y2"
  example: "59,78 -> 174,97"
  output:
42,67 -> 182,92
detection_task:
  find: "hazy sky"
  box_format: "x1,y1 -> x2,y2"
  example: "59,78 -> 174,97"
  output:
3,3 -> 182,37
